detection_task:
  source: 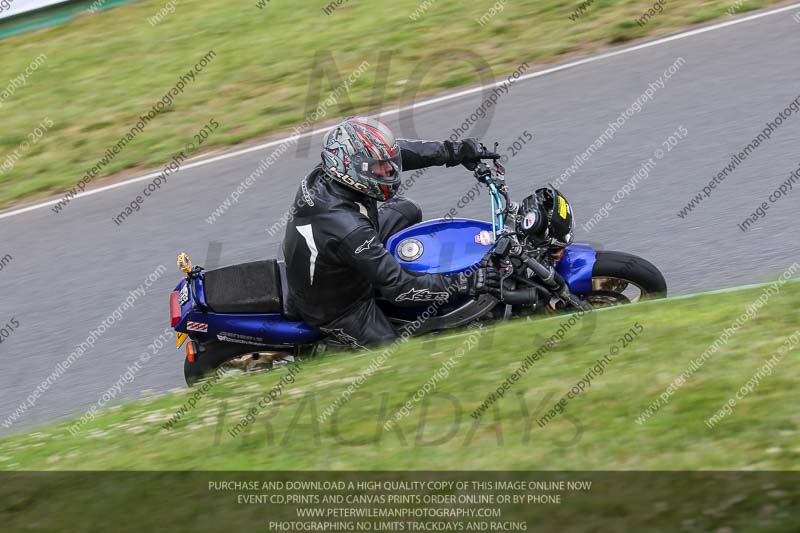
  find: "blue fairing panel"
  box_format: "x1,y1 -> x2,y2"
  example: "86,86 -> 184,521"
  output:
197,311 -> 321,345
385,218 -> 494,275
556,243 -> 597,296
175,275 -> 322,345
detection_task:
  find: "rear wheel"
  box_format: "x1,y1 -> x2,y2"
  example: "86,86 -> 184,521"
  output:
183,339 -> 319,386
587,251 -> 666,307
183,340 -> 254,386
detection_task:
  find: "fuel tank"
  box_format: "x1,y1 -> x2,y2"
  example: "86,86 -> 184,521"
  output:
385,218 -> 494,275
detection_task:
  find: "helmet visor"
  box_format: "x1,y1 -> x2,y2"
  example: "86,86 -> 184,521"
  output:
352,153 -> 403,185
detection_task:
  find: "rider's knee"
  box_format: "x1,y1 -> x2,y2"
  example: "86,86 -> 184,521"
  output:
394,197 -> 422,225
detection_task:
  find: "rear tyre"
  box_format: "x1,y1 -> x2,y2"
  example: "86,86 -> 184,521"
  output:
588,251 -> 666,306
183,340 -> 253,386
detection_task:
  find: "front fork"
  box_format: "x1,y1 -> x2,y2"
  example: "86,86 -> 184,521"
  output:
493,243 -> 591,311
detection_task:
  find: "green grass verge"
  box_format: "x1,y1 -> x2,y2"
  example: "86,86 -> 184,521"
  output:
2,280 -> 799,470
0,0 -> 782,208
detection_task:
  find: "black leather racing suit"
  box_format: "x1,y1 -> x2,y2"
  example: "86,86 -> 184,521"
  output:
282,140 -> 461,349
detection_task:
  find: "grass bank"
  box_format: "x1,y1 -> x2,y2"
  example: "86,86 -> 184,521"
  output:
1,280 -> 798,470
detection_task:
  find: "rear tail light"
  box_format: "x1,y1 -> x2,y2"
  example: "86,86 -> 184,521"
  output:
170,290 -> 181,327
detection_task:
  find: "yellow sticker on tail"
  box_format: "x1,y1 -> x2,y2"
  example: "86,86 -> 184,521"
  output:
176,332 -> 188,348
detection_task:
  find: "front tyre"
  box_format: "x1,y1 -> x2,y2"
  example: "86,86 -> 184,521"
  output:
588,251 -> 666,306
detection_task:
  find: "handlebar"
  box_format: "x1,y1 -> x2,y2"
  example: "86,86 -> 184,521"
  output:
472,143 -> 509,238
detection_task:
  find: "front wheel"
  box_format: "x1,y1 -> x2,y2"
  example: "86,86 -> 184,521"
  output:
587,251 -> 666,306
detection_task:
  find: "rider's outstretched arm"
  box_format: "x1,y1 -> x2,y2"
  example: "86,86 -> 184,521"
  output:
398,138 -> 484,172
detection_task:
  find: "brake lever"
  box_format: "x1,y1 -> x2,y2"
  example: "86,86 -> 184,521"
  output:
492,142 -> 505,174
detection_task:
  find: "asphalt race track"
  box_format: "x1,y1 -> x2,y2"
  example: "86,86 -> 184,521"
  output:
1,7 -> 799,433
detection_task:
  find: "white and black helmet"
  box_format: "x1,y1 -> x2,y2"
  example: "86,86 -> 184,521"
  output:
321,117 -> 402,201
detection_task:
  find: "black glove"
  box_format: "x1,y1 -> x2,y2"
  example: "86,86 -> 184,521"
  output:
444,138 -> 499,170
453,266 -> 502,297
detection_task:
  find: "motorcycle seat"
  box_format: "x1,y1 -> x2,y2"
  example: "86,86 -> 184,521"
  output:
203,260 -> 284,314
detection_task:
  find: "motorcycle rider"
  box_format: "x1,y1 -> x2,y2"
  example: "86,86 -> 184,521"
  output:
282,117 -> 502,349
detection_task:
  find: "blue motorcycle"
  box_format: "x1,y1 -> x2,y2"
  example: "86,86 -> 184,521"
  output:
170,155 -> 666,385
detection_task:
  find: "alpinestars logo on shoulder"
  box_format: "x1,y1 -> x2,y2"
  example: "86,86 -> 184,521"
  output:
355,236 -> 375,254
